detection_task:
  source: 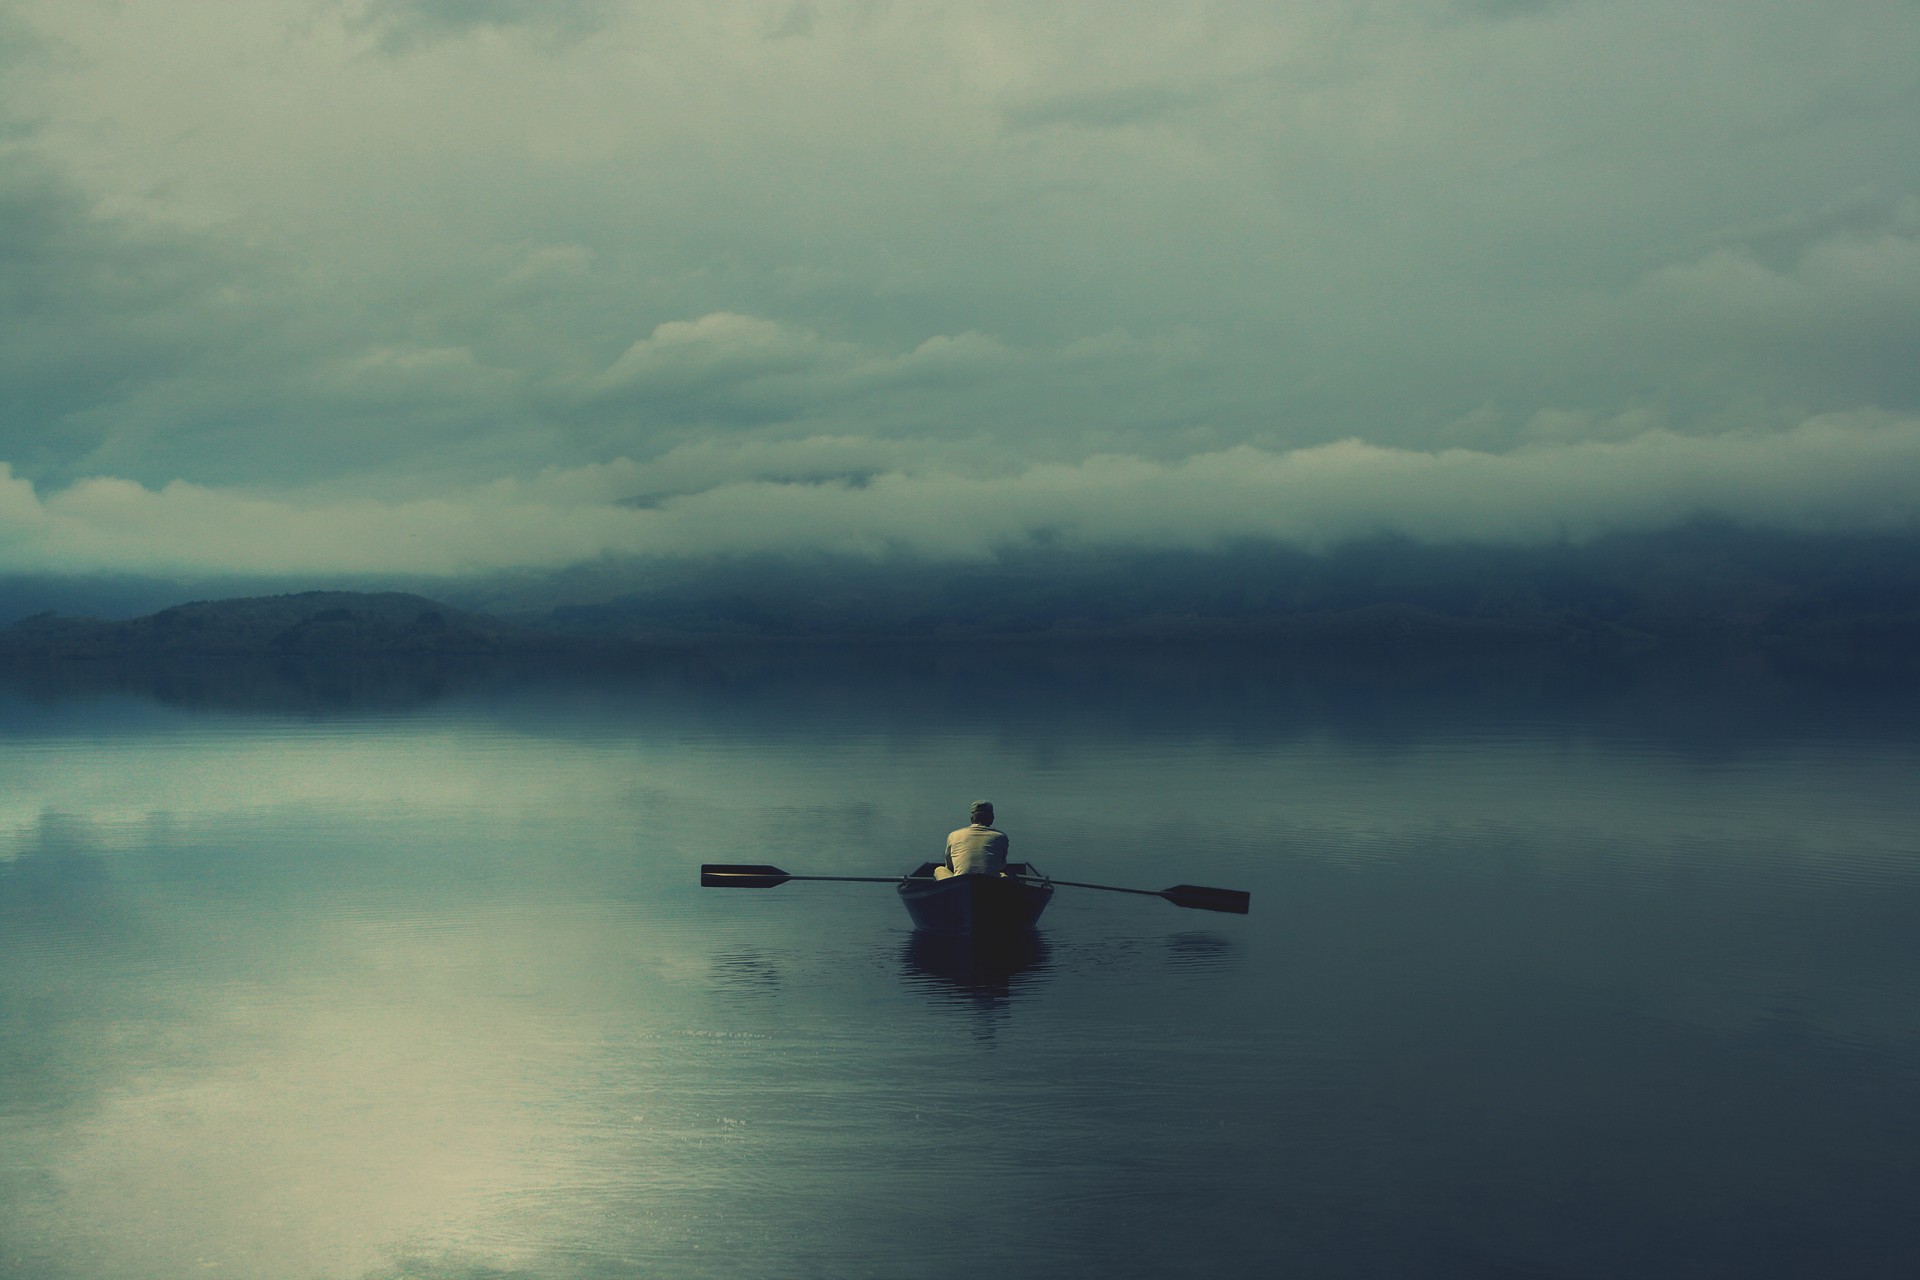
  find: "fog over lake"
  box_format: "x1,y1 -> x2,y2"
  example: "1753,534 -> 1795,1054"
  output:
3,651 -> 1917,1279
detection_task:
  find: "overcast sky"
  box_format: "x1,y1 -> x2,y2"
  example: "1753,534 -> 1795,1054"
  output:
3,0 -> 1917,578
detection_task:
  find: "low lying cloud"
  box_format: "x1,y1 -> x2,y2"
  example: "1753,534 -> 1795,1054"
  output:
2,413 -> 1918,579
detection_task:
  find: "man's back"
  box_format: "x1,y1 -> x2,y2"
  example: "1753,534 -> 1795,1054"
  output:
945,823 -> 1009,875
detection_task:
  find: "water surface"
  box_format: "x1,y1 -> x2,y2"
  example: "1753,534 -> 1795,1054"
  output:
3,652 -> 1918,1278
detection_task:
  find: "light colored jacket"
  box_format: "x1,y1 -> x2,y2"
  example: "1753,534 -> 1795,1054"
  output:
944,824 -> 1009,875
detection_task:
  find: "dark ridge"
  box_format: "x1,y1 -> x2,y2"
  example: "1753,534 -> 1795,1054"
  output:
3,524 -> 1918,665
0,591 -> 551,660
471,523 -> 1920,660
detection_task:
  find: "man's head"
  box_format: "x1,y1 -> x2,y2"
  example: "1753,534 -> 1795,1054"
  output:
969,800 -> 994,826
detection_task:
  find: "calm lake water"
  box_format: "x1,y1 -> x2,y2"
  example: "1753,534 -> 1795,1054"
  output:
3,650 -> 1918,1279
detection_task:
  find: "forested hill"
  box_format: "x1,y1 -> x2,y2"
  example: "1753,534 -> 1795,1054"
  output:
0,592 -> 542,659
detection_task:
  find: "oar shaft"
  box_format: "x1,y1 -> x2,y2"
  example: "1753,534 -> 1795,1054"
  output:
700,863 -> 941,888
1043,879 -> 1162,898
786,875 -> 934,885
1040,877 -> 1251,914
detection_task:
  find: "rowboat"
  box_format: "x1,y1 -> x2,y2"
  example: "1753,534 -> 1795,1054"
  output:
896,862 -> 1054,935
699,861 -> 1246,924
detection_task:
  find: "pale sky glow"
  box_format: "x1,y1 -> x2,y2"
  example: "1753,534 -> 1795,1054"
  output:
3,0 -> 1918,577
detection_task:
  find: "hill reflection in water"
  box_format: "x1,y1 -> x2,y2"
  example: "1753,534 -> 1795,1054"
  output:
6,643 -> 1918,753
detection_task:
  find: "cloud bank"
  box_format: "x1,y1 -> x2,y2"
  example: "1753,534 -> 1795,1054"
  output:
2,414 -> 1915,577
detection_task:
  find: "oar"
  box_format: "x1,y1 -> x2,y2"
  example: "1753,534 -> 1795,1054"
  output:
1042,878 -> 1251,915
700,864 -> 938,889
700,864 -> 1250,915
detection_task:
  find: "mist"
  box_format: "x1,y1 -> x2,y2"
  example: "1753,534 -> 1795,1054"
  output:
0,413 -> 1913,583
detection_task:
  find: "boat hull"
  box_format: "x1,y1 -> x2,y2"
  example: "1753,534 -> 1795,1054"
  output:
897,862 -> 1053,935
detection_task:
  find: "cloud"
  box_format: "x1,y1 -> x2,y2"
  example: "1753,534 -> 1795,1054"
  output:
2,0 -> 1918,533
2,414 -> 1917,578
999,84 -> 1203,133
1640,207 -> 1920,331
1450,0 -> 1575,23
346,0 -> 619,51
523,436 -> 914,506
578,312 -> 1018,427
1626,208 -> 1920,407
591,313 -> 847,400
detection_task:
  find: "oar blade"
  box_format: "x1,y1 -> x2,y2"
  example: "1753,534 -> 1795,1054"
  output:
700,864 -> 792,889
1160,884 -> 1251,915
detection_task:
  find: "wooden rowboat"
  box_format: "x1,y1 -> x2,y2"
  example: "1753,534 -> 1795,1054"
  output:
896,862 -> 1054,936
699,861 -> 1245,924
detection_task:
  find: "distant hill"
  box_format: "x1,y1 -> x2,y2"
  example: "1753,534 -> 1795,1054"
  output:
470,523 -> 1920,656
0,591 -> 549,660
4,524 -> 1919,664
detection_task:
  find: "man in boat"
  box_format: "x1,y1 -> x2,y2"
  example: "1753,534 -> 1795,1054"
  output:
935,800 -> 1010,879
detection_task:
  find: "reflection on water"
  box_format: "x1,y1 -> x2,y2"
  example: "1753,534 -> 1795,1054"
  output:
8,641 -> 1920,747
709,948 -> 785,1003
900,930 -> 1052,1005
3,652 -> 1919,1278
1161,930 -> 1242,973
